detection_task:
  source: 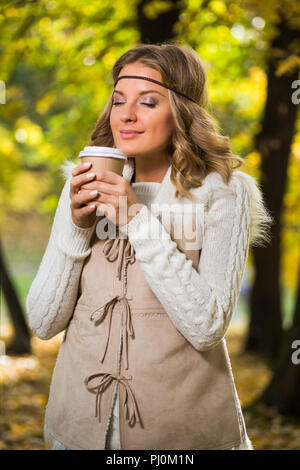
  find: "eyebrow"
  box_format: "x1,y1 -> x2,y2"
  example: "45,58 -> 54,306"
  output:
113,89 -> 166,97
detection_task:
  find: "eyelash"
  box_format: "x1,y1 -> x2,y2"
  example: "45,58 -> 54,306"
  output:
112,102 -> 157,108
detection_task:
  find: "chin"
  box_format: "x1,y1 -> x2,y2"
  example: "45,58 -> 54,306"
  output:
114,139 -> 156,158
117,144 -> 146,157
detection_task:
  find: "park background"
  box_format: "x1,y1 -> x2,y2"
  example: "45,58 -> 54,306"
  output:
0,0 -> 299,450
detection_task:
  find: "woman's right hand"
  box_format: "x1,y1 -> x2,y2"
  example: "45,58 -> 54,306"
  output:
70,162 -> 100,228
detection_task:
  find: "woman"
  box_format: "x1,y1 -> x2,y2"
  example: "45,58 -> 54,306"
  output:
26,43 -> 273,450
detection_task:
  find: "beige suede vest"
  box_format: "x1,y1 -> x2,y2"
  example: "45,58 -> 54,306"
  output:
45,160 -> 247,450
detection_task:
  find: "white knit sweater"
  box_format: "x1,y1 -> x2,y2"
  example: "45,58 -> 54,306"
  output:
27,159 -> 271,450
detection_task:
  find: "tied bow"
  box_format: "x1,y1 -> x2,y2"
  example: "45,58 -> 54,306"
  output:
84,372 -> 141,427
102,235 -> 135,280
90,294 -> 134,370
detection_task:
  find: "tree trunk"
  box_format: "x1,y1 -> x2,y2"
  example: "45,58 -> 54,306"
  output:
137,0 -> 181,43
245,15 -> 300,363
260,260 -> 300,416
0,238 -> 31,355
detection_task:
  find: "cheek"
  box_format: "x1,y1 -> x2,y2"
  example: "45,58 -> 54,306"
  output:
144,110 -> 174,133
165,112 -> 174,133
110,114 -> 121,142
153,112 -> 174,138
110,106 -> 121,125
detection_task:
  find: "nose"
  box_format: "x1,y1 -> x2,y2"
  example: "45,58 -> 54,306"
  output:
120,102 -> 138,123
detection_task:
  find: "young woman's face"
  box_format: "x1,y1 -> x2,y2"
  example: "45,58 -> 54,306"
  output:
110,62 -> 174,159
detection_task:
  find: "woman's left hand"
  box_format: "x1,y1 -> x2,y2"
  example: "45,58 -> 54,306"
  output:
80,170 -> 144,226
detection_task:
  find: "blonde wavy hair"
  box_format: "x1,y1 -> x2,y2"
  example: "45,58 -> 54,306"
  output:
90,41 -> 245,200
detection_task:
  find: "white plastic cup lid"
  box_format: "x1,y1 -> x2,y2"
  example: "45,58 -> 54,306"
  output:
79,146 -> 127,159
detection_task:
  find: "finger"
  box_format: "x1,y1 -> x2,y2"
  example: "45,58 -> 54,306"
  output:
71,188 -> 99,209
76,187 -> 115,206
70,171 -> 96,197
95,169 -> 123,185
75,202 -> 98,216
94,192 -> 116,206
79,181 -> 101,191
81,178 -> 127,197
93,181 -> 121,196
71,161 -> 92,177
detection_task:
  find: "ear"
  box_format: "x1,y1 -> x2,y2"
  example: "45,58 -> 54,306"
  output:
60,159 -> 78,181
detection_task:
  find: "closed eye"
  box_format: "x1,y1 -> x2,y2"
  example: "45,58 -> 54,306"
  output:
112,102 -> 156,108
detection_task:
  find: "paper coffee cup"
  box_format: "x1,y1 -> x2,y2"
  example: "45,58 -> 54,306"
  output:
78,146 -> 127,176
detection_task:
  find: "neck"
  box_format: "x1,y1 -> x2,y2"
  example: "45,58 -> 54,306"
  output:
134,155 -> 171,183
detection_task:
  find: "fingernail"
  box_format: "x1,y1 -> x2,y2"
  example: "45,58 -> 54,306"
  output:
83,162 -> 91,167
86,173 -> 95,178
90,190 -> 98,196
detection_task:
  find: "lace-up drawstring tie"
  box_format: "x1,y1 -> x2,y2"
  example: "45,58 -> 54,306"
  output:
84,372 -> 141,426
90,294 -> 133,370
102,235 -> 135,281
89,233 -> 136,369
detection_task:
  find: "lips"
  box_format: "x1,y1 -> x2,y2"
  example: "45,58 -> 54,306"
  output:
120,130 -> 143,134
120,130 -> 143,138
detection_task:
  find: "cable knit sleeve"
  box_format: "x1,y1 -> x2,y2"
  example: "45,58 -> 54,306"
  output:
25,177 -> 97,340
121,172 -> 252,351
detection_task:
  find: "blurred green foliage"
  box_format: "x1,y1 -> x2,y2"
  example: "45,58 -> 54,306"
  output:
0,0 -> 299,292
